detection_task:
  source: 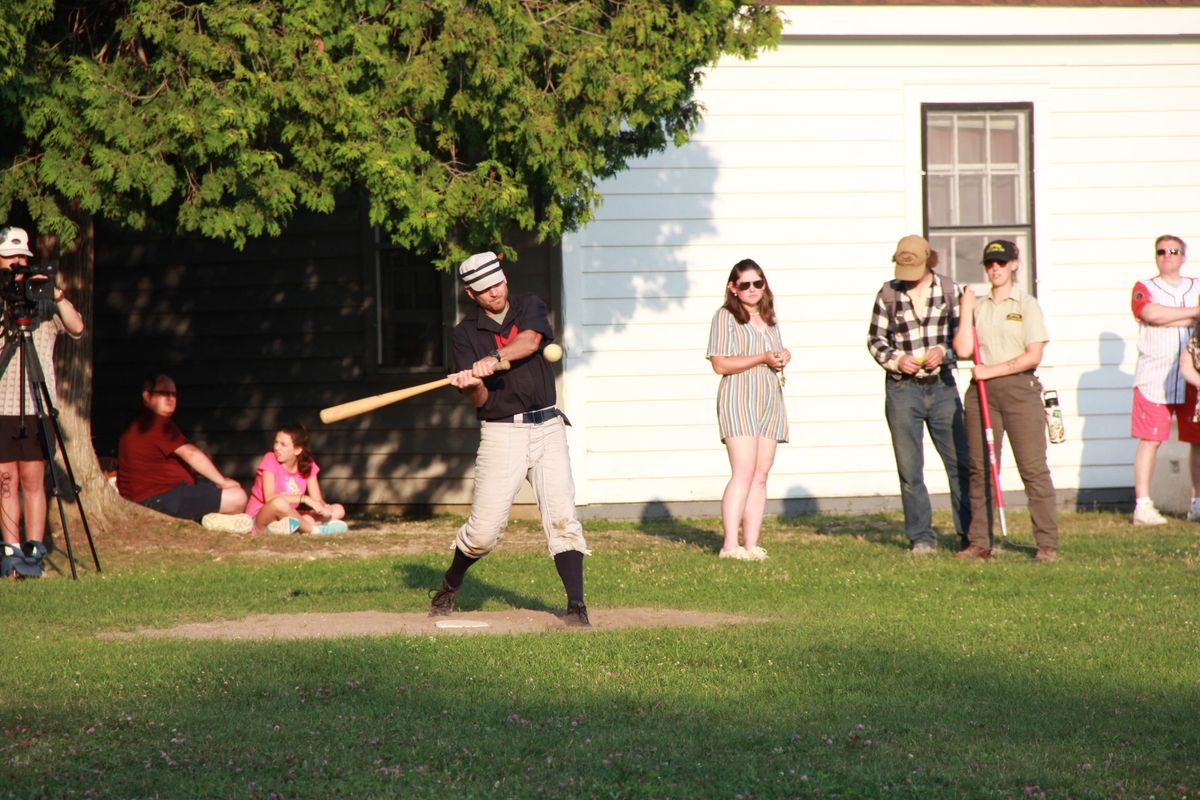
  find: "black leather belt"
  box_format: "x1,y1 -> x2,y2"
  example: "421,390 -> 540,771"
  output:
487,407 -> 564,424
898,373 -> 946,385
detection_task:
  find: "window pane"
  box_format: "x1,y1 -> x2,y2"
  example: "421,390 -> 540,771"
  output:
928,176 -> 952,227
928,235 -> 954,279
990,117 -> 1020,165
991,175 -> 1018,225
957,117 -> 985,164
957,175 -> 985,226
927,118 -> 953,165
930,229 -> 1033,295
379,250 -> 444,369
953,236 -> 987,285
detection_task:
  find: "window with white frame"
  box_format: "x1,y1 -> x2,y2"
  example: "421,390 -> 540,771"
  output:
923,103 -> 1035,293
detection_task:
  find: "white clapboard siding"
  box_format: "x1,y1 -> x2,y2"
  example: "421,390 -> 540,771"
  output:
593,191 -> 906,223
1049,162 -> 1200,192
560,5 -> 1200,508
604,167 -> 908,196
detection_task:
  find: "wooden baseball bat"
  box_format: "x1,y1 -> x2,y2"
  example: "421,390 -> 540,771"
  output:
319,360 -> 510,424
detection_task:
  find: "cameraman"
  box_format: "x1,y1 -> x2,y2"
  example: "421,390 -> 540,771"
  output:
0,226 -> 84,578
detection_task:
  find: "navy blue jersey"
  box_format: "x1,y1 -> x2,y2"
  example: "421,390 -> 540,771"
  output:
453,293 -> 556,420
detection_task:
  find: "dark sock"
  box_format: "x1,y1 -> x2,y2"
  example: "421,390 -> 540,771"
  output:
443,548 -> 479,589
553,550 -> 585,606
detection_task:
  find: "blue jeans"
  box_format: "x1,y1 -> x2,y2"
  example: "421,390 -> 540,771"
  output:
884,376 -> 971,546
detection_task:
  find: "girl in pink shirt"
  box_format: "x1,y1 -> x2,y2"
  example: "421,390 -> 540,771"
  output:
246,424 -> 346,534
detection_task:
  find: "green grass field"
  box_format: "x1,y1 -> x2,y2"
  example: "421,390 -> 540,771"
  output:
1,510 -> 1197,799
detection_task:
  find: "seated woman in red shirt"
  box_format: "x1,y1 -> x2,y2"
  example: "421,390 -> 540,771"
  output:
117,374 -> 247,521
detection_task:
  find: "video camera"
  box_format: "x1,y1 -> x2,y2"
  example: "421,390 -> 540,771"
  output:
0,261 -> 58,326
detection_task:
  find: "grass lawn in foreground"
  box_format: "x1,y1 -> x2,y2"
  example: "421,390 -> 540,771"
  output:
0,509 -> 1197,799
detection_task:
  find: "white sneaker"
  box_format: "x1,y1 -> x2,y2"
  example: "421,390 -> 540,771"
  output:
719,546 -> 747,560
1188,500 -> 1200,522
743,546 -> 768,561
201,512 -> 253,534
1132,501 -> 1168,526
266,517 -> 301,535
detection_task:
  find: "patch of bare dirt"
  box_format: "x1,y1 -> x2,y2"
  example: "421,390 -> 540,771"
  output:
101,608 -> 763,639
76,513 -> 767,639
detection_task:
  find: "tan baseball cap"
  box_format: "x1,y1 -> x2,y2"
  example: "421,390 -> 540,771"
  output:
892,235 -> 930,281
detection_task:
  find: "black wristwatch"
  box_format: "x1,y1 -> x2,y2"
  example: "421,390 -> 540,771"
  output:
489,348 -> 503,362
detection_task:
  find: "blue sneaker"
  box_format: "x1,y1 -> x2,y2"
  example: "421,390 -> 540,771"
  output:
314,520 -> 348,535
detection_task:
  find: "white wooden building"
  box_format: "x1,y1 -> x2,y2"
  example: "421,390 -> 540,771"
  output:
560,3 -> 1200,516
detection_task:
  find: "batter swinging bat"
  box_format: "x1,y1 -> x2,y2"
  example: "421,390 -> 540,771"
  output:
319,360 -> 511,424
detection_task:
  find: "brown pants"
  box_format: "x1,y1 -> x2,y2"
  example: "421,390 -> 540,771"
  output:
963,373 -> 1059,550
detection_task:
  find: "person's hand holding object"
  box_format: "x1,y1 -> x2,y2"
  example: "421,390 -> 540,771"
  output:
449,370 -> 483,389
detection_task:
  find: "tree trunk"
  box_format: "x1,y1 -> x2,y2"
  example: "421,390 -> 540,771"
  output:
43,208 -> 163,555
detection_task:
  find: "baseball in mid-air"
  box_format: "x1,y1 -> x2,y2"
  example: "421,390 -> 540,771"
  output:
543,343 -> 564,362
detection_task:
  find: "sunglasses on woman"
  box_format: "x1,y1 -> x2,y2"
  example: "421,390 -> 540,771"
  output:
736,279 -> 765,291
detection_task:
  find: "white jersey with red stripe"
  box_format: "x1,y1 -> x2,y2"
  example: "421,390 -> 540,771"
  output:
1132,276 -> 1200,404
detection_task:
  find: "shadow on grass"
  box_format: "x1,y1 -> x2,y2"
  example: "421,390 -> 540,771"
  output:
993,538 -> 1038,558
286,582 -> 393,599
6,630 -> 1196,798
395,561 -> 556,613
779,511 -> 980,555
635,500 -> 723,553
781,511 -> 925,551
631,505 -> 974,556
785,511 -> 902,542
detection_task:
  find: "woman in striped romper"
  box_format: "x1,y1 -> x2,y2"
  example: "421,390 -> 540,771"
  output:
707,259 -> 790,561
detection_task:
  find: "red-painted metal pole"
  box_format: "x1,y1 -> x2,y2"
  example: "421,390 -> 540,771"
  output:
972,328 -> 1008,538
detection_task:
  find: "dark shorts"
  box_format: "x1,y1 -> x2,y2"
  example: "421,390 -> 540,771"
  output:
0,415 -> 50,462
141,479 -> 222,522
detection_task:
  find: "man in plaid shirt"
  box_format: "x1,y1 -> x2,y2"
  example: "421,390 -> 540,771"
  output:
867,235 -> 971,554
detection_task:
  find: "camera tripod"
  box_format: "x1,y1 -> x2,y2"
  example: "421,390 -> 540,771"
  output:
0,309 -> 101,579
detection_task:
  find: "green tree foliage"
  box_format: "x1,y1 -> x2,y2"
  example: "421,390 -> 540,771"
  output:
0,1 -> 780,265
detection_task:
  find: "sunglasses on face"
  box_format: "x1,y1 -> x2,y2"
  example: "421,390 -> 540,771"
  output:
1157,248 -> 1184,256
736,279 -> 765,291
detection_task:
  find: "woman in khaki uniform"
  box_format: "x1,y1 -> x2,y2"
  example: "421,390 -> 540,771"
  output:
952,240 -> 1059,562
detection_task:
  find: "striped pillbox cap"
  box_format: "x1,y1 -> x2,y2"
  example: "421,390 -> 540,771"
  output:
459,251 -> 505,292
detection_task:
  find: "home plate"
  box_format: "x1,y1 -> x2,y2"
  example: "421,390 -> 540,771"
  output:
434,619 -> 490,629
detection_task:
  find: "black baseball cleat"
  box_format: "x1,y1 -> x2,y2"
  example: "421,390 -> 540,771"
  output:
429,578 -> 459,617
563,601 -> 591,628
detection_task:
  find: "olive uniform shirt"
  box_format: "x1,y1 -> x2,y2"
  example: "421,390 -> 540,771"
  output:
973,285 -> 1048,363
